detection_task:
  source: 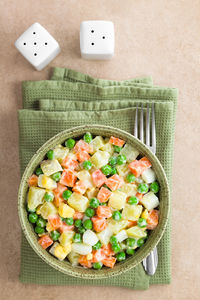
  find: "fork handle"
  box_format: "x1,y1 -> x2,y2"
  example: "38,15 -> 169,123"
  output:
142,247 -> 158,275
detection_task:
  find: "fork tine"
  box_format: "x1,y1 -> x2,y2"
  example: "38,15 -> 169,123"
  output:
134,104 -> 138,138
140,103 -> 144,143
146,103 -> 150,147
151,103 -> 156,151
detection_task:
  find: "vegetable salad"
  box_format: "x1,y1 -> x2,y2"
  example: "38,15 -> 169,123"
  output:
27,133 -> 159,269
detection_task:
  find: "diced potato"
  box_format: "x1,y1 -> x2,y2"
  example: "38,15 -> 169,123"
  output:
40,202 -> 57,219
116,164 -> 129,177
53,145 -> 69,163
122,204 -> 143,221
68,192 -> 89,212
108,190 -> 127,210
67,251 -> 80,266
38,174 -> 57,190
119,241 -> 127,250
83,230 -> 99,246
77,170 -> 94,188
72,243 -> 92,255
126,226 -> 147,239
85,187 -> 99,199
36,204 -> 43,215
90,136 -> 105,153
142,168 -> 156,183
46,221 -> 54,232
59,231 -> 75,247
58,203 -> 75,218
97,226 -> 113,245
141,209 -> 149,220
115,230 -> 128,242
50,242 -> 71,261
140,192 -> 159,210
120,144 -> 139,163
41,159 -> 63,176
27,187 -> 46,211
90,150 -> 110,168
120,183 -> 137,197
100,142 -> 114,155
108,219 -> 129,234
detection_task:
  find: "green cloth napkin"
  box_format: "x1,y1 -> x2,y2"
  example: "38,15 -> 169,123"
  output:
18,67 -> 178,289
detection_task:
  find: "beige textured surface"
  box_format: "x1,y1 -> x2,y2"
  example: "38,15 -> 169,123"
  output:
0,0 -> 199,299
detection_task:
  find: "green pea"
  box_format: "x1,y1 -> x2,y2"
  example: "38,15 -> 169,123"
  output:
44,191 -> 54,202
137,183 -> 149,194
36,217 -> 46,228
117,154 -> 126,165
50,230 -> 61,241
99,202 -> 107,206
83,219 -> 93,230
35,226 -> 45,234
128,196 -> 139,205
78,226 -> 86,234
126,238 -> 136,247
137,238 -> 145,247
74,219 -> 82,228
35,167 -> 43,176
110,236 -> 118,245
126,248 -> 135,255
150,182 -> 159,193
28,212 -> 38,223
101,164 -> 113,176
92,241 -> 102,250
109,156 -> 117,166
65,218 -> 74,225
126,173 -> 136,183
112,211 -> 122,221
83,132 -> 93,144
85,207 -> 95,218
65,138 -> 76,149
114,146 -> 122,153
89,197 -> 99,208
47,150 -> 54,160
116,251 -> 126,261
51,172 -> 61,182
62,190 -> 72,200
137,218 -> 147,228
93,262 -> 103,270
110,167 -> 117,175
73,233 -> 82,243
112,243 -> 121,253
83,160 -> 92,170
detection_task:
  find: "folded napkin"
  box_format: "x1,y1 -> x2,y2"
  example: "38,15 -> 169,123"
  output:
18,67 -> 178,289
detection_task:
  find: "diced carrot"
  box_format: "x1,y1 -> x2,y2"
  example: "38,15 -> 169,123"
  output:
92,216 -> 107,232
61,156 -> 79,170
92,249 -> 106,262
140,157 -> 152,168
53,195 -> 64,208
59,222 -> 74,233
127,220 -> 138,228
53,183 -> 67,207
147,210 -> 159,230
74,140 -> 92,153
38,234 -> 53,249
102,243 -> 115,256
102,256 -> 116,268
48,215 -> 62,230
96,206 -> 112,218
28,174 -> 38,187
97,187 -> 112,203
72,180 -> 88,194
106,174 -> 124,191
73,211 -> 84,220
76,151 -> 90,163
79,255 -> 92,268
109,136 -> 125,147
136,192 -> 144,205
91,169 -> 107,187
60,169 -> 77,187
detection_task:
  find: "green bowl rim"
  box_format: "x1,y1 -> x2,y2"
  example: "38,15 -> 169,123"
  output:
18,124 -> 170,279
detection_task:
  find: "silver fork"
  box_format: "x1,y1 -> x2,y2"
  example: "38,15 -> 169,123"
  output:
134,103 -> 158,276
